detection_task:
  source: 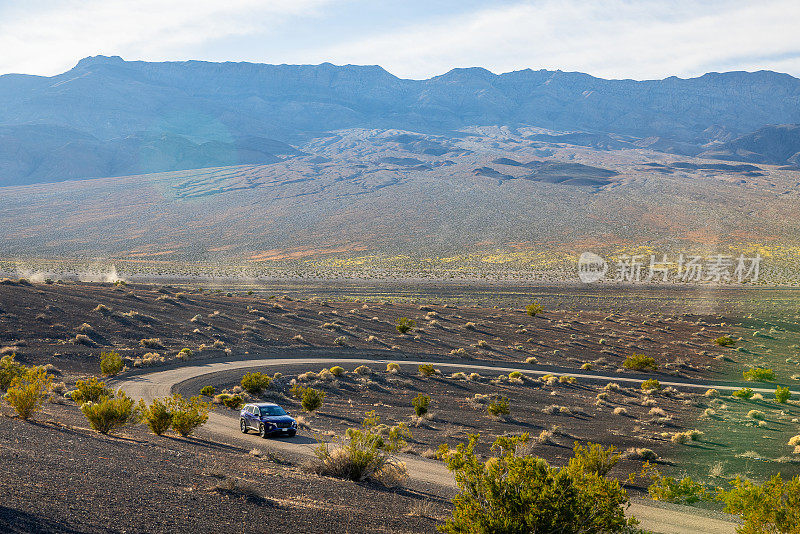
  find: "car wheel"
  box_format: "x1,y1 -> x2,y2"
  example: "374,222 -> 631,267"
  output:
240,419 -> 248,433
259,424 -> 267,438
287,430 -> 296,438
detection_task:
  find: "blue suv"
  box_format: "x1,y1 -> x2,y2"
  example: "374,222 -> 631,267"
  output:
240,402 -> 297,438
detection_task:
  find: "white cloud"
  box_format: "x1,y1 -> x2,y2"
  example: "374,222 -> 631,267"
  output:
297,0 -> 800,79
0,0 -> 331,75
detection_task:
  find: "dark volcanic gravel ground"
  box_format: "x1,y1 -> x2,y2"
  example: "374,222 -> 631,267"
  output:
0,403 -> 446,534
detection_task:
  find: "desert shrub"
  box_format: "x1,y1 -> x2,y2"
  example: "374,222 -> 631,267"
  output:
139,338 -> 164,349
623,354 -> 658,371
353,365 -> 371,375
464,322 -> 477,330
177,348 -> 192,360
214,393 -> 243,409
525,302 -> 544,317
412,393 -> 430,417
570,442 -> 621,477
581,363 -> 592,370
301,387 -> 326,413
329,366 -> 345,376
559,375 -> 576,384
509,371 -> 523,380
334,336 -> 347,346
487,397 -> 510,417
100,351 -> 123,376
73,334 -> 95,346
385,362 -> 400,373
0,354 -> 26,390
714,336 -> 736,347
704,388 -> 719,397
717,474 -> 800,533
648,472 -> 708,504
776,386 -> 792,404
71,377 -> 112,404
747,409 -> 766,420
525,356 -> 538,364
4,367 -> 52,420
743,367 -> 776,382
139,397 -> 173,435
733,387 -> 754,400
418,364 -> 436,377
241,372 -> 272,395
641,379 -> 661,392
395,317 -> 416,334
81,390 -> 140,434
313,412 -> 410,484
438,434 -> 634,534
200,385 -> 215,397
169,394 -> 210,437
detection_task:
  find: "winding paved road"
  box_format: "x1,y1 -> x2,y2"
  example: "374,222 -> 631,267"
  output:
114,355 -> 754,534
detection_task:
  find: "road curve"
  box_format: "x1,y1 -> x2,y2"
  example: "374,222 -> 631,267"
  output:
114,356 -> 743,534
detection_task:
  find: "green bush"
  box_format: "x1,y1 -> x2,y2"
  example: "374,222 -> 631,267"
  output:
418,364 -> 436,377
395,317 -> 416,334
329,366 -> 345,376
385,363 -> 400,373
714,336 -> 735,347
776,386 -> 792,404
623,354 -> 658,371
169,394 -> 210,437
313,412 -> 410,483
487,397 -> 511,417
290,383 -> 304,399
412,393 -> 430,417
525,302 -> 544,317
241,372 -> 272,395
139,397 -> 173,435
200,385 -> 215,397
641,379 -> 661,392
437,434 -> 634,533
717,474 -> 800,533
81,390 -> 140,434
71,377 -> 112,404
743,367 -> 776,382
100,351 -> 123,376
4,367 -> 52,420
732,387 -> 754,400
509,371 -> 523,380
301,387 -> 326,413
0,354 -> 26,390
570,442 -> 620,477
648,473 -> 708,504
215,393 -> 243,409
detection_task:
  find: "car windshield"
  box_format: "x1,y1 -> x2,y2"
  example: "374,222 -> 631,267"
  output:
259,405 -> 287,416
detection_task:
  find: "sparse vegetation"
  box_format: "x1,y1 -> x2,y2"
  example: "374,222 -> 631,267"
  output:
300,387 -> 326,413
81,390 -> 140,434
743,367 -> 776,382
775,385 -> 791,404
395,317 -> 416,334
437,434 -> 634,533
71,377 -> 112,404
200,385 -> 215,397
641,379 -> 661,392
240,372 -> 272,395
525,302 -> 544,317
329,366 -> 345,376
418,364 -> 436,377
717,474 -> 800,533
313,412 -> 410,484
412,393 -> 430,417
733,387 -> 754,400
714,336 -> 736,347
3,366 -> 52,420
0,354 -> 25,390
100,350 -> 123,376
139,397 -> 173,435
487,397 -> 510,417
623,354 -> 658,371
169,394 -> 210,437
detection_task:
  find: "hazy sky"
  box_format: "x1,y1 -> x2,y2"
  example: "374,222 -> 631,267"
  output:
1,0 -> 799,80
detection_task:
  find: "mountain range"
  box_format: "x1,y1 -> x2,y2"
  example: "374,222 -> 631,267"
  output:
1,56 -> 800,186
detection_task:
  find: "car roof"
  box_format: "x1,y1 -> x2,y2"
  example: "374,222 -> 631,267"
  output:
249,402 -> 280,408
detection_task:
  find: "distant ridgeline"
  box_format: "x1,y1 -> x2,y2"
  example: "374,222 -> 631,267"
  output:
0,56 -> 799,185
